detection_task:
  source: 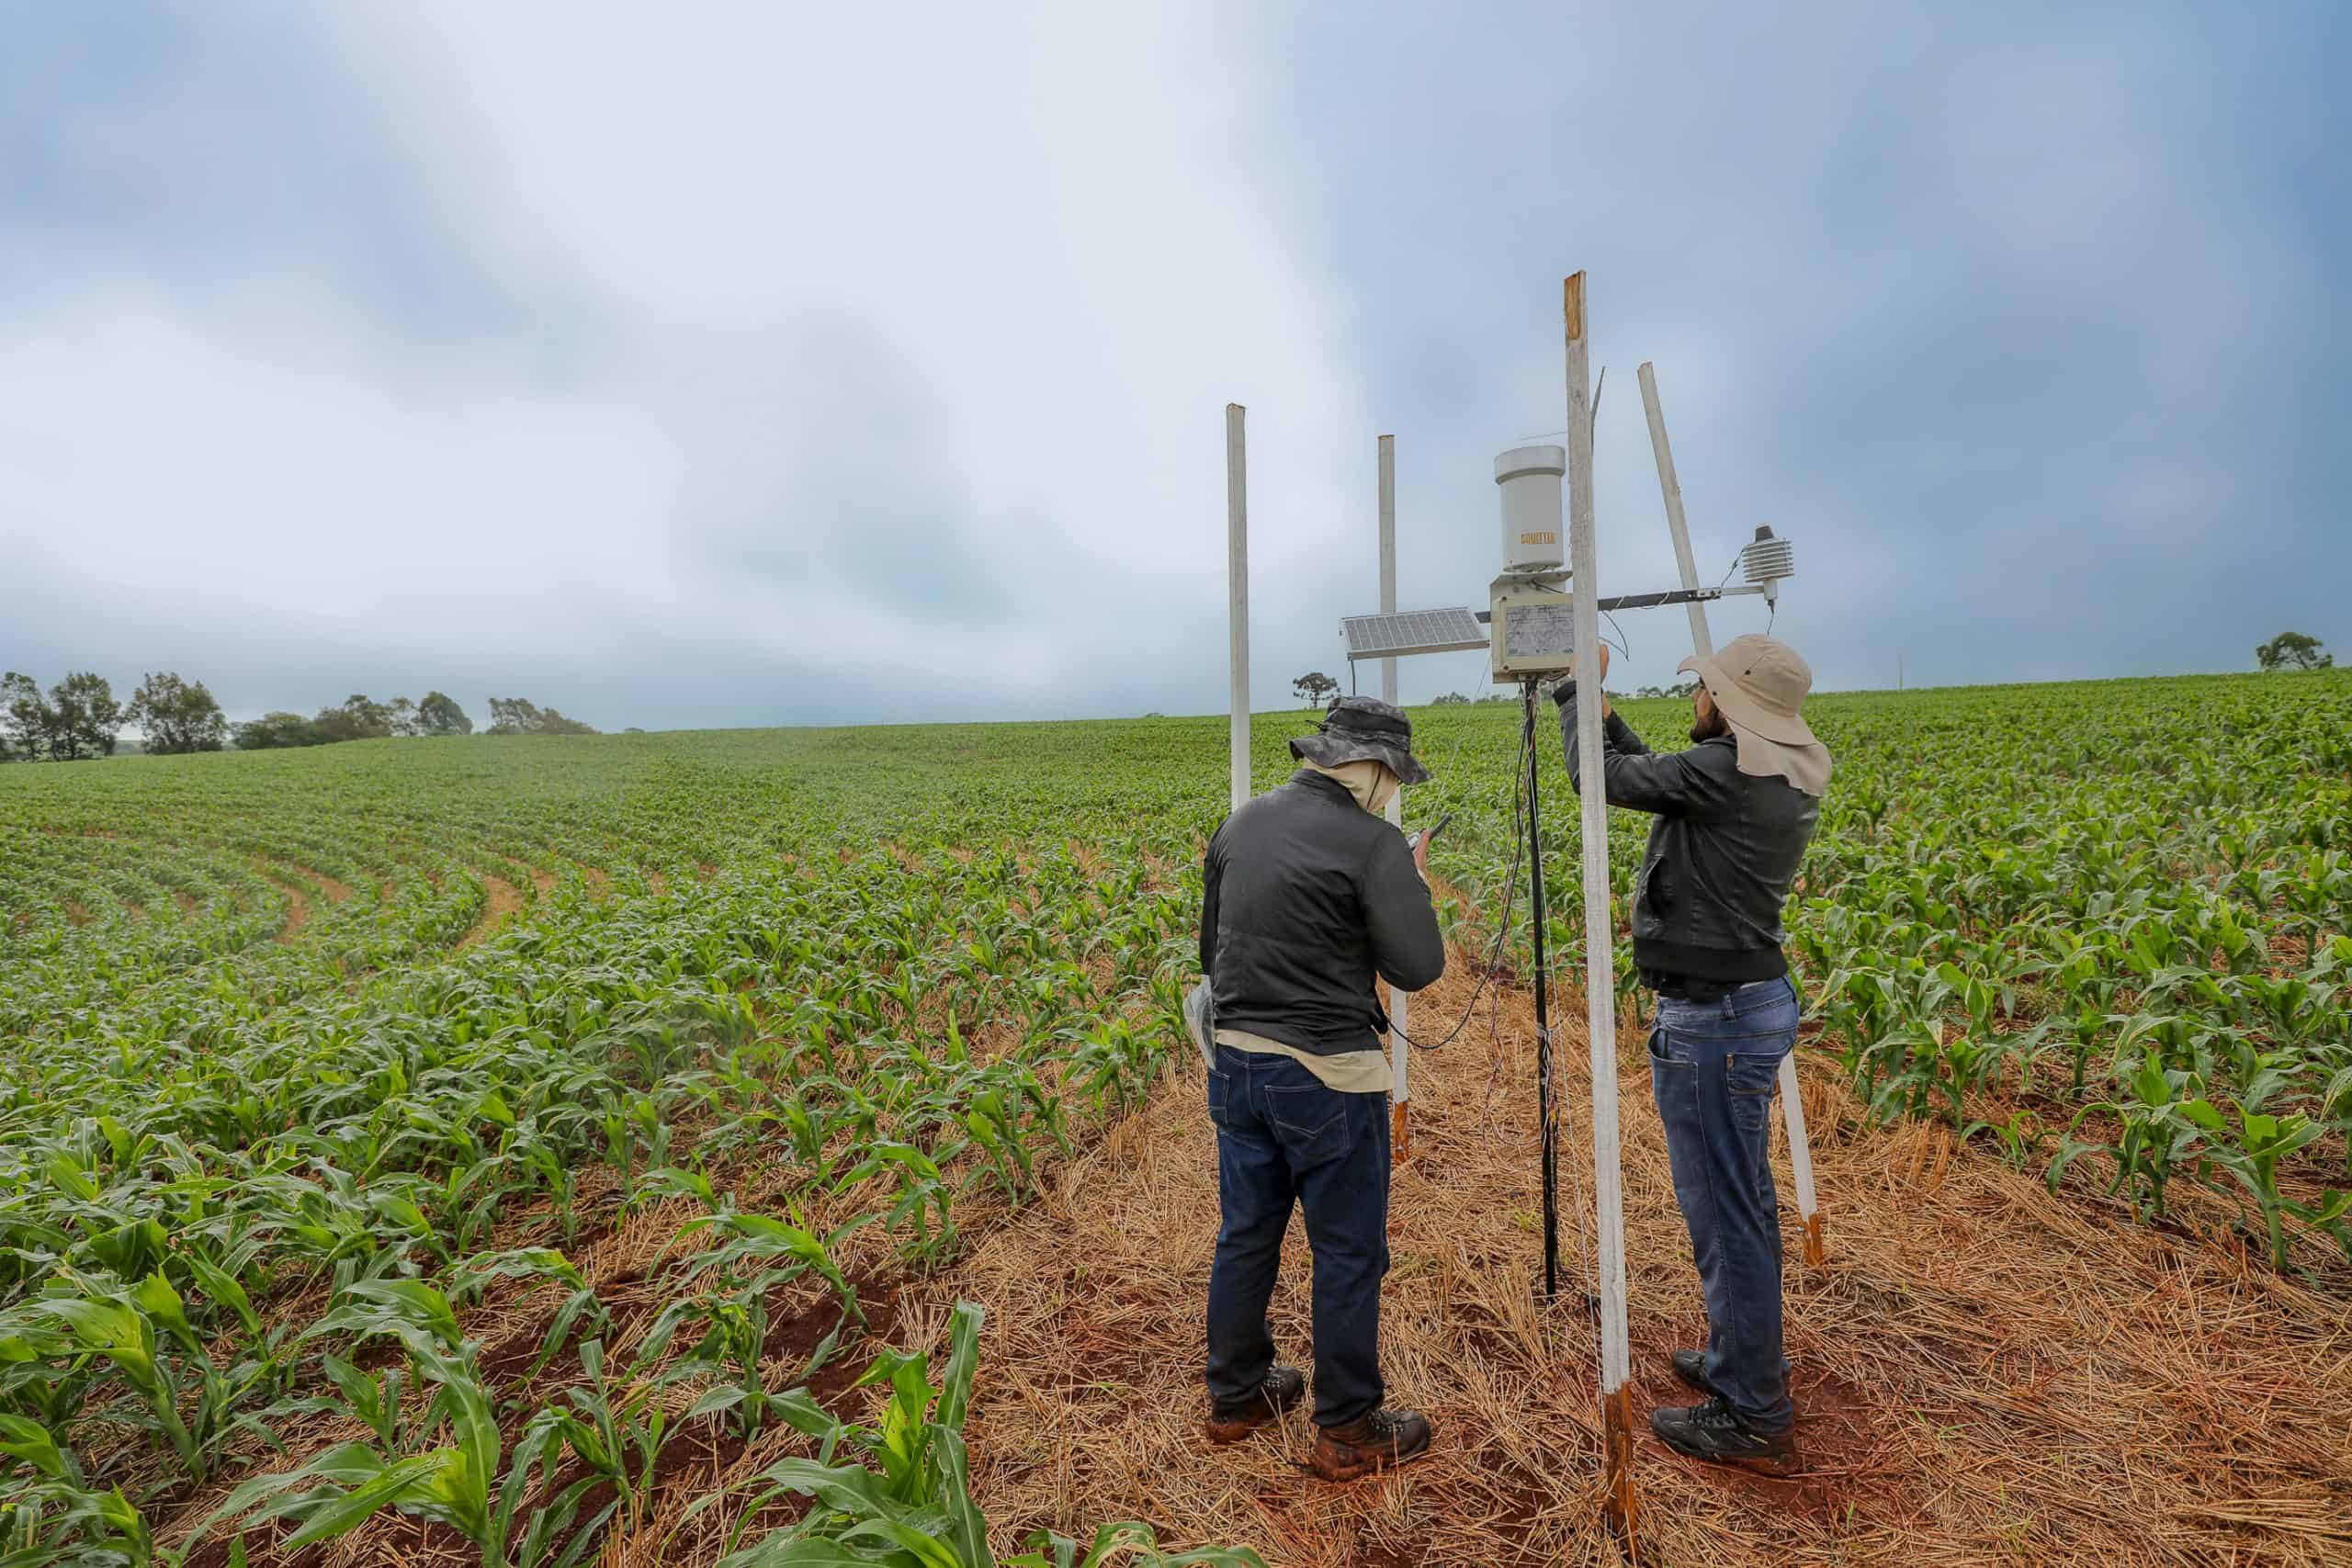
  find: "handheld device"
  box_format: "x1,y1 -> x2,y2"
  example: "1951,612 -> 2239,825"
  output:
1408,811 -> 1454,852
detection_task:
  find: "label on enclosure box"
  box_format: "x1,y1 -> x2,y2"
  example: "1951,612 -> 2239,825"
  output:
1505,603 -> 1579,659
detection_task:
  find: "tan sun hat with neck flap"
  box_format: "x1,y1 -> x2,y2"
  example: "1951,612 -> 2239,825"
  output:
1676,633 -> 1831,797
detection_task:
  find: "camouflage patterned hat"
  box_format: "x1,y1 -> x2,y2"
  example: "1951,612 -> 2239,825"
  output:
1288,696 -> 1430,786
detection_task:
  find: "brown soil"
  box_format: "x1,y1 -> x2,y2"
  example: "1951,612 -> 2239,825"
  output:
453,874 -> 524,950
271,880 -> 311,942
895,948 -> 2352,1567
64,900 -> 94,926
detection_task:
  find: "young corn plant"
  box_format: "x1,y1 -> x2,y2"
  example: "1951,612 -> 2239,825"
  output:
709,1303 -> 1265,1568
838,1142 -> 958,1267
25,1270 -> 250,1483
201,1279 -> 614,1568
2199,1104 -> 2352,1268
2051,1061 -> 2217,1222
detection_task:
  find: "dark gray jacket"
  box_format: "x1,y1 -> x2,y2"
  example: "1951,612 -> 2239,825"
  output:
1200,770 -> 1446,1056
1560,697 -> 1819,987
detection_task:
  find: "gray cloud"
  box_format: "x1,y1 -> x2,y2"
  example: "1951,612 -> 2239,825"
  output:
1251,2 -> 2350,697
1,2 -> 2345,732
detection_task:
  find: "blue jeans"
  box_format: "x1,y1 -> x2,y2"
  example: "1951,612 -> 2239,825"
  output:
1649,976 -> 1801,1433
1204,1044 -> 1390,1427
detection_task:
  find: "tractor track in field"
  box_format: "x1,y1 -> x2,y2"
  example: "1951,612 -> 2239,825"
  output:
453,873 -> 525,950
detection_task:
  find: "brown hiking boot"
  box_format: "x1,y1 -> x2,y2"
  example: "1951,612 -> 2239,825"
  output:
1650,1398 -> 1800,1476
1204,1364 -> 1306,1443
1308,1408 -> 1433,1482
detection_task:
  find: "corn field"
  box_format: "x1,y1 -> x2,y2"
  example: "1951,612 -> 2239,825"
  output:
0,671 -> 2346,1564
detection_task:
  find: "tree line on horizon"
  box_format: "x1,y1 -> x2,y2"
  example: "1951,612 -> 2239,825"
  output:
0,670 -> 601,761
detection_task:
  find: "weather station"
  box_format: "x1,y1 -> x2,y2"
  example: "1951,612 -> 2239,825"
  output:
1220,272 -> 1822,1540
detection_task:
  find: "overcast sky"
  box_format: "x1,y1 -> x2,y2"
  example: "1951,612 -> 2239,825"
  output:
4,2 -> 2346,731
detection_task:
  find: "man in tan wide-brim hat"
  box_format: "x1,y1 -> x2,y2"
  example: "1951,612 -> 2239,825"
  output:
1674,635 -> 1831,797
1554,632 -> 1829,1477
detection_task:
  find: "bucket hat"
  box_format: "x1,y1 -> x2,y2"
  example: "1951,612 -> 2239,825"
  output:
1676,634 -> 1831,796
1289,696 -> 1430,786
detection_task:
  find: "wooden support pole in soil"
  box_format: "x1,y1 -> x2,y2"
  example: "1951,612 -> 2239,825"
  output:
1637,361 -> 1826,1269
1379,432 -> 1412,1162
1566,273 -> 1638,1539
1227,403 -> 1250,815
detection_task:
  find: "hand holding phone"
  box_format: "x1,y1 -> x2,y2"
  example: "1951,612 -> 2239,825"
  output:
1408,811 -> 1454,864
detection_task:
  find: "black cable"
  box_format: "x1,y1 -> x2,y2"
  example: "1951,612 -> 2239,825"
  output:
1396,692 -> 1536,1053
1600,609 -> 1631,665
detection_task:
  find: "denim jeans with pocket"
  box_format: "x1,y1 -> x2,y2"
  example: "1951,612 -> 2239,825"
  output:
1648,975 -> 1801,1433
1204,1043 -> 1390,1427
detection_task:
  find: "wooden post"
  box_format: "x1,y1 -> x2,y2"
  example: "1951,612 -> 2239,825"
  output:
1227,404 -> 1250,815
1636,364 -> 1713,663
1378,434 -> 1412,1161
1566,275 -> 1636,1539
1638,363 -> 1826,1268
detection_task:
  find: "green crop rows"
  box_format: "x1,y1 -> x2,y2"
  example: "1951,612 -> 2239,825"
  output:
0,672 -> 2346,1563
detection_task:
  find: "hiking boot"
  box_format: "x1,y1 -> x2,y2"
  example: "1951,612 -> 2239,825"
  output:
1204,1364 -> 1306,1443
1308,1407 -> 1433,1482
1649,1397 -> 1800,1476
1669,1348 -> 1717,1396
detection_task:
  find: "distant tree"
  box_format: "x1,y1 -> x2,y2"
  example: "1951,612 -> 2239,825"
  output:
1292,671 -> 1340,709
313,694 -> 393,743
1,672 -> 46,761
2256,632 -> 2333,671
487,697 -> 597,736
623,726 -> 646,734
415,691 -> 473,737
1431,692 -> 1471,705
3,672 -> 127,761
1635,678 -> 1699,700
130,671 -> 228,754
486,696 -> 543,736
234,712 -> 330,750
387,697 -> 422,738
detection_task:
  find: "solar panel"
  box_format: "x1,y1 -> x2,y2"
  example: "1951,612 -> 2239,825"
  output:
1340,606 -> 1488,661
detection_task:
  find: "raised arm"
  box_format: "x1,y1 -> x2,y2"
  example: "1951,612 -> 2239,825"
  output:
1557,688 -> 1733,818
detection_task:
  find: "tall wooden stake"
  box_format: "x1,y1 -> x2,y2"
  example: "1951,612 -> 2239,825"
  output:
1566,274 -> 1637,1539
1378,434 -> 1412,1161
1227,404 -> 1250,814
1638,363 -> 1826,1268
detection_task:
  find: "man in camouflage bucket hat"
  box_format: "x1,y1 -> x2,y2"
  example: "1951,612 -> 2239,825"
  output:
1197,696 -> 1446,1481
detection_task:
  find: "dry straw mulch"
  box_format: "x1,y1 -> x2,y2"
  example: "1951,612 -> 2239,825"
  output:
898,953 -> 2352,1567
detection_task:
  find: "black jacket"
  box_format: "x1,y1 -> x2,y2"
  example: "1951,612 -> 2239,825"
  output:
1200,770 -> 1446,1056
1560,697 -> 1819,987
